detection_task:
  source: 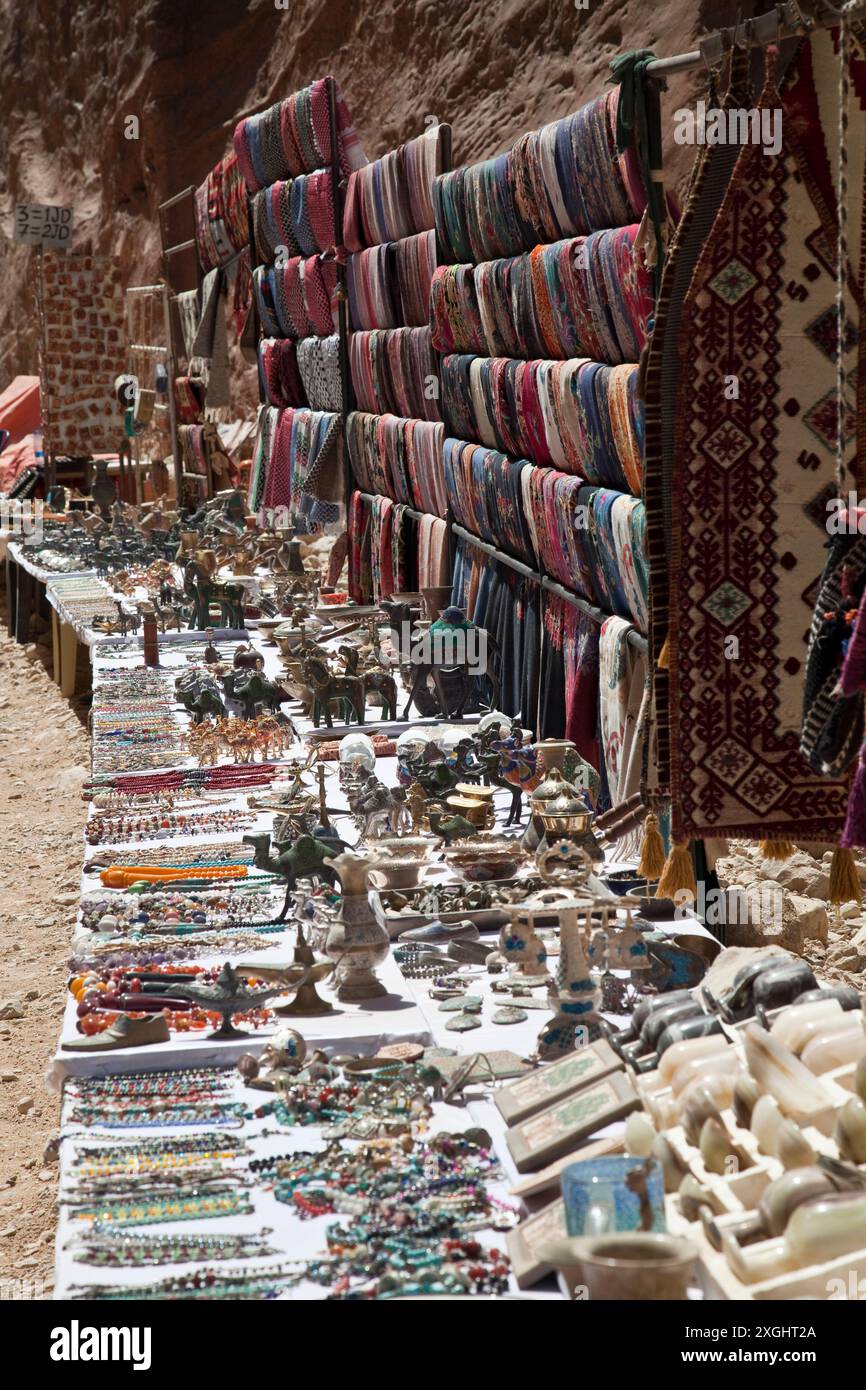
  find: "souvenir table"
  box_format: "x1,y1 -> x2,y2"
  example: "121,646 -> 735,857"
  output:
5,539 -> 92,644
52,1073 -> 521,1300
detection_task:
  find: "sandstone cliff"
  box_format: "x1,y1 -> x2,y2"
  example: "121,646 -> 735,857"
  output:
0,0 -> 750,394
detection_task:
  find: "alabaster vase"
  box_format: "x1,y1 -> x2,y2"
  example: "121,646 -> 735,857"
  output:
325,852 -> 391,1001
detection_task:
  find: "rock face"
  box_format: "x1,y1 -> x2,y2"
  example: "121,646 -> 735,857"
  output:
0,0 -> 756,392
715,842 -> 866,991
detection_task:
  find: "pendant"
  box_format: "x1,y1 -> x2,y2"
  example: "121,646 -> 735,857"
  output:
492,1006 -> 528,1025
438,996 -> 482,1013
445,1012 -> 482,1032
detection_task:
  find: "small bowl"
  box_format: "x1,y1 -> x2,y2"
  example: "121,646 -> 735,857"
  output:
442,833 -> 526,883
603,869 -> 648,897
539,1232 -> 698,1300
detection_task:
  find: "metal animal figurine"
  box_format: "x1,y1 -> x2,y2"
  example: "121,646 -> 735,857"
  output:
426,809 -> 478,843
339,646 -> 398,721
222,665 -> 292,721
243,831 -> 339,922
302,654 -> 365,728
346,774 -> 410,838
175,670 -> 226,724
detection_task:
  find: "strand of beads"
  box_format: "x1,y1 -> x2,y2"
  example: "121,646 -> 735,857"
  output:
65,1226 -> 278,1268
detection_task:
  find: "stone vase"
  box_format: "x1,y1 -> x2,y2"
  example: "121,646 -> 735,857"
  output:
325,852 -> 391,1000
538,904 -> 602,1058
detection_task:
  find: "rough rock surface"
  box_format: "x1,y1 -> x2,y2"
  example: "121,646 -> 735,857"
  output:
0,0 -> 756,393
715,842 -> 866,989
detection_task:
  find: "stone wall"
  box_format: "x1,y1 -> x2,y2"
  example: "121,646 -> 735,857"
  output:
39,252 -> 126,456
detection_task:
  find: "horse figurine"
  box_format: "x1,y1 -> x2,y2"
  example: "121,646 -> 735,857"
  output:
302,654 -> 365,728
339,645 -> 398,721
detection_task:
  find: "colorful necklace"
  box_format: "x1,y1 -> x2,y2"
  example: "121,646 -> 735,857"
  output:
66,1225 -> 278,1268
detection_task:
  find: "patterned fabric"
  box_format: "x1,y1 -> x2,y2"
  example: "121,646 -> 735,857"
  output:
660,35 -> 866,841
347,488 -> 449,602
250,172 -> 336,261
253,256 -> 337,339
542,594 -> 600,770
252,404 -> 344,525
346,413 -> 446,516
599,615 -> 649,843
296,334 -> 342,412
443,438 -> 535,562
176,290 -> 200,361
520,469 -> 648,629
194,152 -> 249,271
343,125 -> 449,250
450,539 -> 541,725
430,228 -> 653,362
178,425 -> 209,476
641,53 -> 753,805
234,78 -> 366,192
257,339 -> 307,409
440,354 -> 642,491
433,90 -> 646,261
349,327 -> 440,421
347,230 -> 437,330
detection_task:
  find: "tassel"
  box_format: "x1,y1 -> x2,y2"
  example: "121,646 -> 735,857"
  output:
829,845 -> 863,905
637,812 -> 666,881
657,840 -> 697,901
759,839 -> 796,862
658,635 -> 670,669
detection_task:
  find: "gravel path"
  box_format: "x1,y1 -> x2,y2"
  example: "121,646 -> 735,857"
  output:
0,604 -> 89,1297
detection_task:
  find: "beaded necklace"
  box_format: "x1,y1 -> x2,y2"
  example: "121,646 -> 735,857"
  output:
65,1225 -> 277,1268
68,1260 -> 306,1300
68,1187 -> 254,1226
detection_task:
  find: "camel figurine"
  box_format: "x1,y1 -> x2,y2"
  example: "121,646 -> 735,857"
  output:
243,831 -> 339,922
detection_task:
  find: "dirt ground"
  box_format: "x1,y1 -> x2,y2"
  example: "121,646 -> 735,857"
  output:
0,600 -> 89,1295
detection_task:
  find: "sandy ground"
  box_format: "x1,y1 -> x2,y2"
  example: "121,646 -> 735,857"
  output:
0,601 -> 89,1295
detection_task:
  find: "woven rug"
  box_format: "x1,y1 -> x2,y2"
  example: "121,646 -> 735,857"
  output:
642,54 -> 753,804
664,31 -> 866,841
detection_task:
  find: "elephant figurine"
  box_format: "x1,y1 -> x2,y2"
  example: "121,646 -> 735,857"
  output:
175,671 -> 226,724
222,666 -> 292,720
184,559 -> 216,630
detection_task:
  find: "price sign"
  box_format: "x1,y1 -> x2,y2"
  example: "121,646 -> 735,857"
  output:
13,204 -> 74,246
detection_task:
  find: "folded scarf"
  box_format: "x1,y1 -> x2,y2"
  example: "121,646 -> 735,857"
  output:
443,438 -> 535,563
347,412 -> 446,516
349,327 -> 441,421
343,124 -> 449,251
254,257 -> 337,339
257,339 -> 307,410
347,230 -> 437,330
431,227 -> 653,364
296,334 -> 342,412
433,89 -> 646,262
250,171 -> 336,261
194,152 -> 249,272
440,354 -> 642,491
234,78 -> 366,192
192,268 -> 230,413
254,404 -> 344,523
